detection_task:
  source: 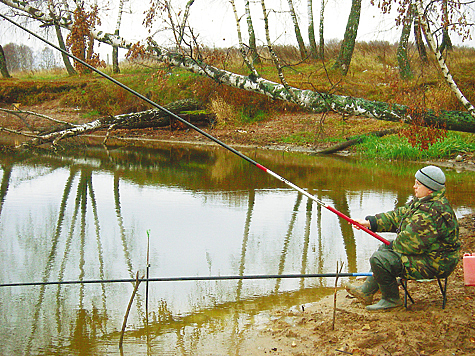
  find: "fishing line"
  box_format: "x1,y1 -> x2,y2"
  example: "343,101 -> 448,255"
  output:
0,272 -> 373,288
0,13 -> 389,246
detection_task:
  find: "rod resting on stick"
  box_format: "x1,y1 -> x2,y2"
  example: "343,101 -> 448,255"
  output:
0,14 -> 389,246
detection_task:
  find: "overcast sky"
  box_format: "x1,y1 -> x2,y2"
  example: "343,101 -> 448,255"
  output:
98,0 -> 404,49
1,0 -> 474,65
97,0 -> 475,49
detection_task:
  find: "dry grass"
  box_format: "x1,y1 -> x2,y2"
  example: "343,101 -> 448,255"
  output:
209,96 -> 239,127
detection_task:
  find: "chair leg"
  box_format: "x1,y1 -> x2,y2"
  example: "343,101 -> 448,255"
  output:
399,278 -> 414,307
436,277 -> 448,309
399,276 -> 449,309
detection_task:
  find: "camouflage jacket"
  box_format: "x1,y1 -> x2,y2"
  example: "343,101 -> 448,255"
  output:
366,188 -> 460,280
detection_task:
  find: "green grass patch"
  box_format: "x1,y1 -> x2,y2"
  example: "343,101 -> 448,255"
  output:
239,108 -> 268,123
280,131 -> 315,145
356,132 -> 475,160
81,110 -> 101,119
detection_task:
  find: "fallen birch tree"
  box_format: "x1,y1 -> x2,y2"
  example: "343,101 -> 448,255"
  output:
4,99 -> 209,148
1,0 -> 475,143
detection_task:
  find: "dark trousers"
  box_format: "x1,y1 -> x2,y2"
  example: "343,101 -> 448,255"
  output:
370,243 -> 403,287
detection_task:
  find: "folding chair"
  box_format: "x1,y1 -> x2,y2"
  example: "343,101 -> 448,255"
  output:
398,276 -> 449,309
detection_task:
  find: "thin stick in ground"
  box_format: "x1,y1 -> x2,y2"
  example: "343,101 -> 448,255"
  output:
332,261 -> 344,331
119,271 -> 143,349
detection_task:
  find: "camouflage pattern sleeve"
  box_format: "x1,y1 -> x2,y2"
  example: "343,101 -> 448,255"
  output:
370,205 -> 411,234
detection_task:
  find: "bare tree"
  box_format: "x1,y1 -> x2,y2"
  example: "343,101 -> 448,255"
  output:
244,0 -> 259,64
333,0 -> 362,75
307,0 -> 318,58
39,46 -> 57,69
3,43 -> 34,72
144,0 -> 195,50
286,0 -> 307,59
396,3 -> 414,79
112,0 -> 127,73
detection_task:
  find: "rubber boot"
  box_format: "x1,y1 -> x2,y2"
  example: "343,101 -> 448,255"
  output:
366,281 -> 403,311
345,275 -> 379,305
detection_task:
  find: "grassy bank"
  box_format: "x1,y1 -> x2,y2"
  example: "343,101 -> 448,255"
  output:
1,41 -> 475,160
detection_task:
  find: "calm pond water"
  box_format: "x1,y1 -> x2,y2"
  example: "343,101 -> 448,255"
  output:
0,141 -> 474,355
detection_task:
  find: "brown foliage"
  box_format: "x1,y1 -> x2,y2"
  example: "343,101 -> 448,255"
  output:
66,6 -> 105,74
125,42 -> 148,62
398,108 -> 447,150
386,72 -> 448,150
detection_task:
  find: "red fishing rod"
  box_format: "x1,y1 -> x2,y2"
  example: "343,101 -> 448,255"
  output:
1,14 -> 389,246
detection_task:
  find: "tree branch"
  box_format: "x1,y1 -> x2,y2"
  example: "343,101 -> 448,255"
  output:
312,129 -> 399,154
0,107 -> 77,128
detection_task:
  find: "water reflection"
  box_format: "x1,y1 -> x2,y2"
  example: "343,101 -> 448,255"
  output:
0,142 -> 474,355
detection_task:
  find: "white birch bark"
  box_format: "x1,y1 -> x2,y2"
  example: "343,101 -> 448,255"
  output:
319,0 -> 326,59
115,0 -> 126,31
230,0 -> 259,77
260,0 -> 295,97
286,0 -> 307,59
415,0 -> 475,119
307,0 -> 318,58
244,0 -> 259,63
112,0 -> 126,72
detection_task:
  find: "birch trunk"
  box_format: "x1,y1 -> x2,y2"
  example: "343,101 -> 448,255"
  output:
333,0 -> 361,75
319,0 -> 325,59
244,0 -> 259,65
47,0 -> 76,75
261,0 -> 295,97
307,0 -> 318,59
17,99 -> 206,148
230,0 -> 259,76
112,0 -> 126,73
397,4 -> 414,79
286,0 -> 307,59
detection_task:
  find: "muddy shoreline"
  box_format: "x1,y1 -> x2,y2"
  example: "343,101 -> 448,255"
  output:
238,213 -> 475,356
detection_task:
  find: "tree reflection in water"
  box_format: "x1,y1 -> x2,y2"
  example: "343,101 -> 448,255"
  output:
0,145 -> 473,355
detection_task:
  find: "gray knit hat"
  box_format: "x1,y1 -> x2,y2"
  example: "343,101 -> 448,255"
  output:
415,165 -> 446,191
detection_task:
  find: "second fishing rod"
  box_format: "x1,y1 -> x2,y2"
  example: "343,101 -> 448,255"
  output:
1,13 -> 389,246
